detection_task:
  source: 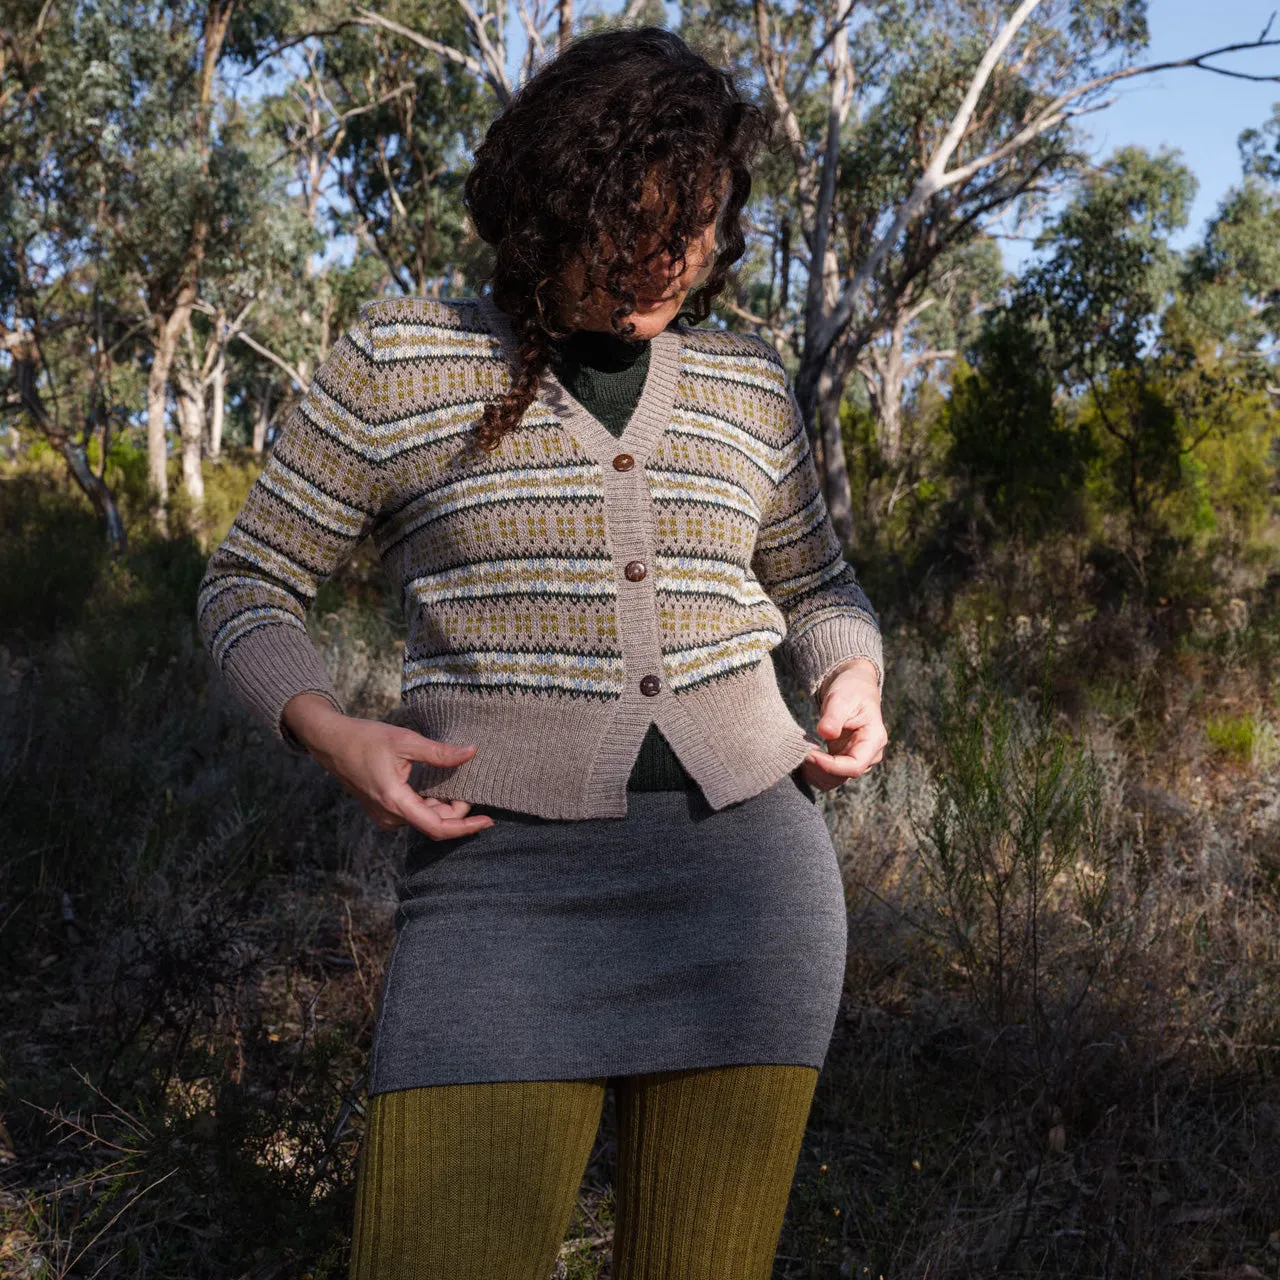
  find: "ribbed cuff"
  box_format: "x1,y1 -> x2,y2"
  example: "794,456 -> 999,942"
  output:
784,614 -> 885,706
218,623 -> 345,752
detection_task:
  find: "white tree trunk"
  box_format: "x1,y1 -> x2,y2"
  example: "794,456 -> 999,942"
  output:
146,336 -> 175,515
174,357 -> 206,507
816,362 -> 854,547
868,317 -> 908,464
252,380 -> 272,455
208,352 -> 226,461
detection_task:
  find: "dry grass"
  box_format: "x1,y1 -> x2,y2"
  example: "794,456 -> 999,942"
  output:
777,626 -> 1280,1280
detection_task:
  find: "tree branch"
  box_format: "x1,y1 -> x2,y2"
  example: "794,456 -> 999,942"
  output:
753,0 -> 817,209
352,7 -> 506,102
815,11 -> 1280,360
806,0 -> 857,322
268,78 -> 419,170
716,298 -> 797,351
514,0 -> 548,74
441,0 -> 514,103
904,347 -> 956,372
811,0 -> 1044,354
242,23 -> 356,77
201,308 -> 312,393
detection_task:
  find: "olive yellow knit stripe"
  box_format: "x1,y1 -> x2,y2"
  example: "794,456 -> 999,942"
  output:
348,1064 -> 818,1280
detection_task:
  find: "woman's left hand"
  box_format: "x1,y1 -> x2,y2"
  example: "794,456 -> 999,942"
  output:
799,659 -> 887,791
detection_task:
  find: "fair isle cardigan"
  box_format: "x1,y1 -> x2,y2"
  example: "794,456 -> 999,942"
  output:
196,295 -> 884,820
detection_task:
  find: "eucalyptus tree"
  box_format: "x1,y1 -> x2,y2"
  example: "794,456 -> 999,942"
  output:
853,234 -> 1005,466
1026,145 -> 1196,382
1013,144 -> 1274,580
181,105 -> 318,482
6,1 -> 305,521
1019,145 -> 1194,526
0,2 -> 139,549
59,0 -> 238,518
284,2 -> 488,296
1178,108 -> 1280,384
676,0 -> 1280,546
1239,101 -> 1280,184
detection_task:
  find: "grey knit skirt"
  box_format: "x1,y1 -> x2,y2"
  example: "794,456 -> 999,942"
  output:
367,771 -> 848,1094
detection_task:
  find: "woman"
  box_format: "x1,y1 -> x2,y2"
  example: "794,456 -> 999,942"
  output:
197,26 -> 887,1280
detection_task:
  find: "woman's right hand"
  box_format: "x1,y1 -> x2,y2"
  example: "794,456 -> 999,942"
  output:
281,693 -> 496,840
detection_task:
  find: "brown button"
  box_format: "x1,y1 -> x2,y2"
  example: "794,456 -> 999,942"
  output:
624,560 -> 647,582
639,674 -> 661,696
612,453 -> 635,471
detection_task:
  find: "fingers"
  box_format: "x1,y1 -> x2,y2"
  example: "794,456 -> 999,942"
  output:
365,785 -> 495,840
816,668 -> 880,737
812,674 -> 888,787
393,730 -> 481,769
798,756 -> 844,793
806,720 -> 888,782
806,743 -> 884,781
404,791 -> 495,840
361,727 -> 491,836
816,689 -> 875,743
435,797 -> 475,819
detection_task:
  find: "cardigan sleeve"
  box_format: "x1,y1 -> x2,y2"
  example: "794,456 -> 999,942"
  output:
749,372 -> 885,705
195,321 -> 382,748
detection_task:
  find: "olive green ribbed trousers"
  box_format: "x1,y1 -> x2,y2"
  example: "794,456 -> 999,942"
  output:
349,1063 -> 819,1279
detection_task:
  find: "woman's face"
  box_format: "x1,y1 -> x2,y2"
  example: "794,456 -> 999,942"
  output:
558,170 -> 724,340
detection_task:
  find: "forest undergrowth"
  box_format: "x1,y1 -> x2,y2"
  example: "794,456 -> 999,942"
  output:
1,462 -> 1277,1280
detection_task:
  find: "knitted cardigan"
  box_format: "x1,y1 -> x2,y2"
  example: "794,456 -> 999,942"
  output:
196,294 -> 884,820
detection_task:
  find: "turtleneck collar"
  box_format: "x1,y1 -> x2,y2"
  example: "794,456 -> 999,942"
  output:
549,327 -> 650,374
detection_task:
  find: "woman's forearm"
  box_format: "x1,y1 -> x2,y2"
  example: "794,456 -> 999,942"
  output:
281,691 -> 348,755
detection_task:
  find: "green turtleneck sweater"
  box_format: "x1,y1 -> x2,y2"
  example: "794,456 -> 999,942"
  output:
548,329 -> 695,793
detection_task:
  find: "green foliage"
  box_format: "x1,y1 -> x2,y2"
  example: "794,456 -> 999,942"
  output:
1179,176 -> 1280,361
260,0 -> 491,297
0,465 -> 109,647
0,453 -> 208,652
102,435 -> 158,525
1203,710 -> 1278,767
944,318 -> 1088,537
1073,354 -> 1278,577
1021,145 -> 1196,387
928,142 -> 1280,603
192,449 -> 268,544
1238,100 -> 1280,182
911,642 -> 1113,1048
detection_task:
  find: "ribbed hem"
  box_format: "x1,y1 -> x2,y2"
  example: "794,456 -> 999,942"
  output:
786,613 -> 885,705
406,692 -> 615,817
404,657 -> 817,820
219,623 -> 344,752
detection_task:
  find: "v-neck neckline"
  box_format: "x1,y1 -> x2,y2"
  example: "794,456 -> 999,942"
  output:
477,294 -> 684,467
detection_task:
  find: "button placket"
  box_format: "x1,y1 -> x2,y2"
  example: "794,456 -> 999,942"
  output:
604,455 -> 667,704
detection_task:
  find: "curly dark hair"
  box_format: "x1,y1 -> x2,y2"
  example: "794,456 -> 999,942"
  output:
463,27 -> 766,450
